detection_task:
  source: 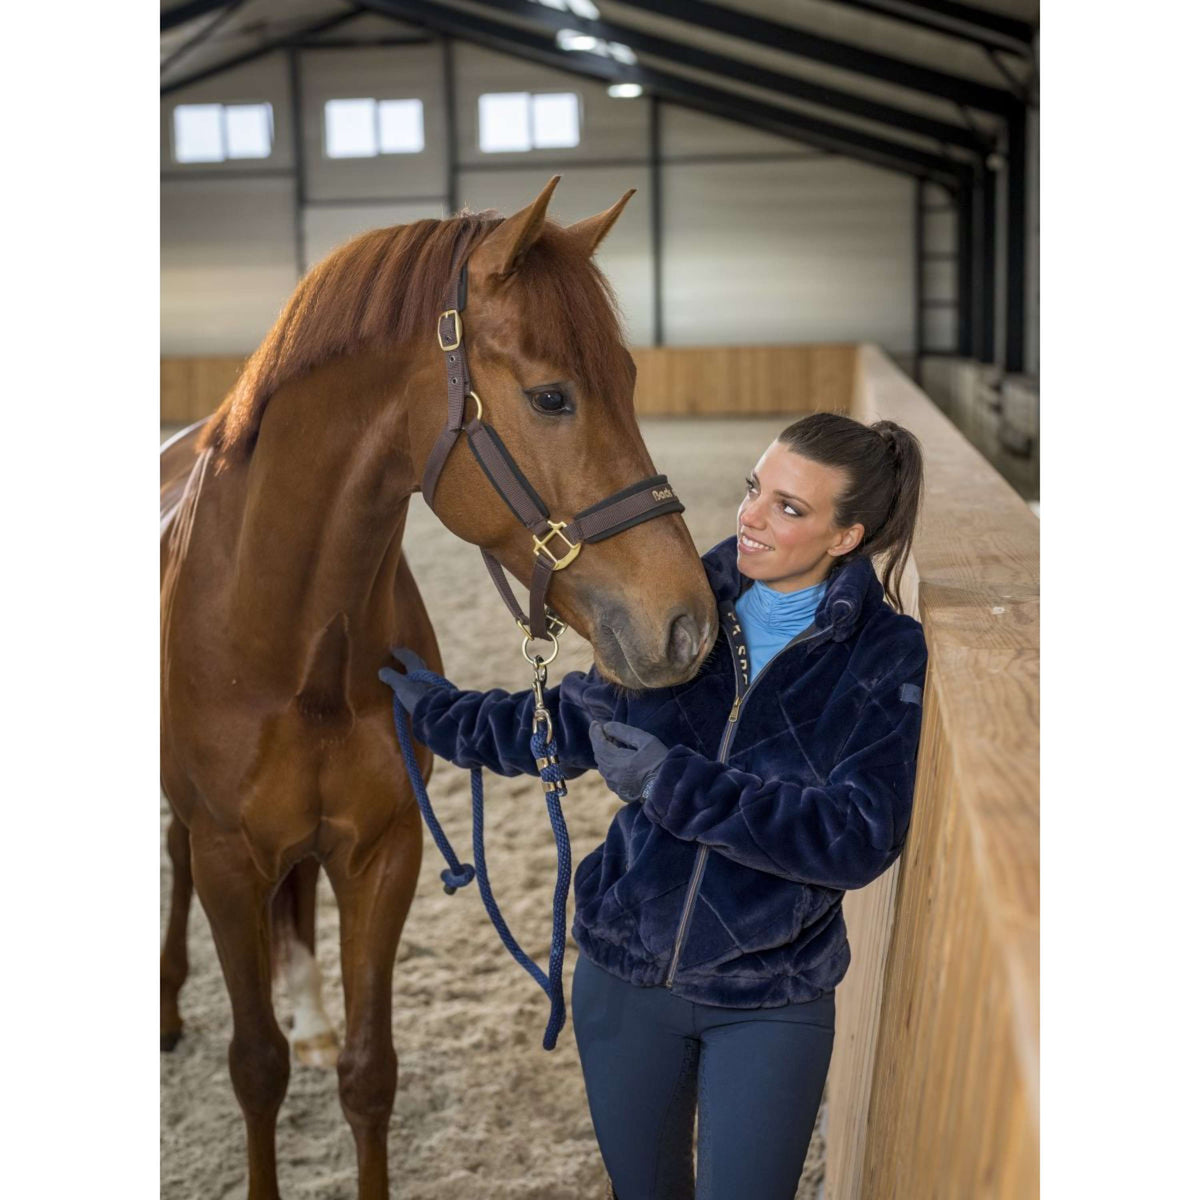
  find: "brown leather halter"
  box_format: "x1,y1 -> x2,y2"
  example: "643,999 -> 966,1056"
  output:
420,249 -> 686,648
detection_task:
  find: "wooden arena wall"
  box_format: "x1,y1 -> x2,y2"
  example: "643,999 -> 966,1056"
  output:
825,345 -> 1039,1199
159,344 -> 858,425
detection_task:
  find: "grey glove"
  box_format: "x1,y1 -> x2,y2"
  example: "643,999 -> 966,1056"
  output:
589,721 -> 671,804
378,647 -> 441,715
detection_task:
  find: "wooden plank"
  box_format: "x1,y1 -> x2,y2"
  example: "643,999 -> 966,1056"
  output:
159,356 -> 245,424
826,345 -> 1038,1199
160,345 -> 861,424
628,344 -> 857,416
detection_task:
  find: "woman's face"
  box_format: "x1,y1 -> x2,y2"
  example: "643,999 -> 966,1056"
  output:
736,441 -> 864,592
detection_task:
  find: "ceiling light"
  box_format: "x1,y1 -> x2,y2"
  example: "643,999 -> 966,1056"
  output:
607,83 -> 643,99
533,0 -> 600,17
556,30 -> 599,52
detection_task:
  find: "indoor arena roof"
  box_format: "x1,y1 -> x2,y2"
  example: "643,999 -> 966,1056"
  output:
161,0 -> 1038,188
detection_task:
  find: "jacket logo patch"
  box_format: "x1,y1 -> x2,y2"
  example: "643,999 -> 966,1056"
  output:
900,682 -> 923,706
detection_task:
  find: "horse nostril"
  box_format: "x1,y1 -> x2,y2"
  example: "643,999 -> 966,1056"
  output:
667,613 -> 700,668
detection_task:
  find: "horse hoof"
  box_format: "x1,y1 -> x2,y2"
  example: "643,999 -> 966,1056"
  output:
292,1029 -> 339,1067
161,1029 -> 183,1052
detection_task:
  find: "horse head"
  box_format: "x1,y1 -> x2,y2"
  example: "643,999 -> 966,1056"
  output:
413,177 -> 717,689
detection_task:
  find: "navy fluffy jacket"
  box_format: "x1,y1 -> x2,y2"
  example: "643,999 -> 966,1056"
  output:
411,535 -> 929,1008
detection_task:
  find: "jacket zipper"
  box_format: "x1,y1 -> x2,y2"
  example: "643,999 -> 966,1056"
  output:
664,614 -> 825,989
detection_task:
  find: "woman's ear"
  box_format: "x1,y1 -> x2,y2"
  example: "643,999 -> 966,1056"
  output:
829,523 -> 865,557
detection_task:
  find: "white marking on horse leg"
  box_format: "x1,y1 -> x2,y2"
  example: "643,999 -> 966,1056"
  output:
281,935 -> 339,1066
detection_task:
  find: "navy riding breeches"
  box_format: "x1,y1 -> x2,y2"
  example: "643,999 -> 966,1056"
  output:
571,953 -> 836,1200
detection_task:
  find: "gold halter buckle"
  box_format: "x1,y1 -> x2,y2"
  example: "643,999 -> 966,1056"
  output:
437,309 -> 462,352
532,521 -> 581,571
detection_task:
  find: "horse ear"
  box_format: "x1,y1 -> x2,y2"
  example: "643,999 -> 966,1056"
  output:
474,175 -> 561,280
564,188 -> 637,257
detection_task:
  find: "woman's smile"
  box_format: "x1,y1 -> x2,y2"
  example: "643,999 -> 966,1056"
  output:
738,529 -> 774,553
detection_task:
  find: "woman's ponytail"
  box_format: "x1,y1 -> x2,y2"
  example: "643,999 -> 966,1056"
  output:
865,419 -> 923,613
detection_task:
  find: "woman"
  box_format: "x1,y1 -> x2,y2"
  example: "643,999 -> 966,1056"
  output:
381,411 -> 928,1200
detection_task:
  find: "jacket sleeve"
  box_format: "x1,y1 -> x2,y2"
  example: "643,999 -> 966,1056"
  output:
639,637 -> 928,890
408,663 -> 619,778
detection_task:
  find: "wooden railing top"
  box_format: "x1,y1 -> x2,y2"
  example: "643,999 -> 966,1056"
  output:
853,344 -> 1040,1118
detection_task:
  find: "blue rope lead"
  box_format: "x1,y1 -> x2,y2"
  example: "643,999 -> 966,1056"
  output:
391,675 -> 572,1050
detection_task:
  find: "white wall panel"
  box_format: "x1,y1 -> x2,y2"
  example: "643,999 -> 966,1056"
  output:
453,44 -> 649,169
458,167 -> 653,346
300,45 -> 448,203
660,103 -> 816,160
923,260 -> 956,304
161,178 -> 297,354
923,209 -> 955,255
662,157 -> 914,350
303,199 -> 447,271
924,308 -> 957,352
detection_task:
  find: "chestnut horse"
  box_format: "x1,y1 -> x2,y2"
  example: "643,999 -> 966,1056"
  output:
160,176 -> 718,1199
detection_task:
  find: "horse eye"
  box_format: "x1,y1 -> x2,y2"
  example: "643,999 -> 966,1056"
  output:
531,390 -> 568,414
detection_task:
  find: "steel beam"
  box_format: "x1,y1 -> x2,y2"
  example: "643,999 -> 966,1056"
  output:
956,183 -> 973,356
443,36 -> 459,214
914,179 -> 925,381
161,10 -> 367,97
160,0 -> 248,77
1004,113 -> 1027,371
973,166 -> 997,363
357,0 -> 971,189
161,0 -> 240,33
874,0 -> 1035,46
481,0 -> 988,152
299,35 -> 440,49
622,0 -> 1019,115
827,0 -> 1034,55
982,166 -> 996,363
287,47 -> 306,278
649,95 -> 664,348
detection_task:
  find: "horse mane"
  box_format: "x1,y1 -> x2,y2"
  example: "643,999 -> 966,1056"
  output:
200,211 -> 632,464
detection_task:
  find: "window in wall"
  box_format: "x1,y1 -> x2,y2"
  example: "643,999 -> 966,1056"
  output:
478,92 -> 580,153
172,102 -> 273,163
324,98 -> 425,158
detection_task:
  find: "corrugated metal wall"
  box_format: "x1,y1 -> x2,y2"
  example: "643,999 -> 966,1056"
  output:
160,39 -> 916,355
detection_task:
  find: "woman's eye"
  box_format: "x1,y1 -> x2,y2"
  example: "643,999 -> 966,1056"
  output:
782,504 -> 800,518
744,477 -> 757,493
531,390 -> 568,414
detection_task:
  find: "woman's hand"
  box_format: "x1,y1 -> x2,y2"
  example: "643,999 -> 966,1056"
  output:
378,647 -> 443,715
589,721 -> 671,803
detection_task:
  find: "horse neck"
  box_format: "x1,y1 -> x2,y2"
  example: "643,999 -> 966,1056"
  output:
228,351 -> 427,671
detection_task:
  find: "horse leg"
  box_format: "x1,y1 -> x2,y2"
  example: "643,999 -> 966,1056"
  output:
191,827 -> 290,1200
326,807 -> 422,1200
160,814 -> 192,1051
272,858 -> 339,1067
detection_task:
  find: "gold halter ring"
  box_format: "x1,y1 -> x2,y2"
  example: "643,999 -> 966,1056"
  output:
521,628 -> 560,667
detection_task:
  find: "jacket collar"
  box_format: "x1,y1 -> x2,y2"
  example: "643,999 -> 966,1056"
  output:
702,534 -> 882,644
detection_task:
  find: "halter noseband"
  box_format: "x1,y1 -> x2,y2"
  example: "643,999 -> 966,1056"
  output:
420,249 -> 686,645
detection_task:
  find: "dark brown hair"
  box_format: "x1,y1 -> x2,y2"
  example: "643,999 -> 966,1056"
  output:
776,411 -> 924,613
200,213 -> 631,462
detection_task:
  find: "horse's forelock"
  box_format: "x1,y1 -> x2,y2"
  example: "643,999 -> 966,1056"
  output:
510,227 -> 634,404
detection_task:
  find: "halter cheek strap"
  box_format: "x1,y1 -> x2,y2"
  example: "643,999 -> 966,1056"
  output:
420,253 -> 686,642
